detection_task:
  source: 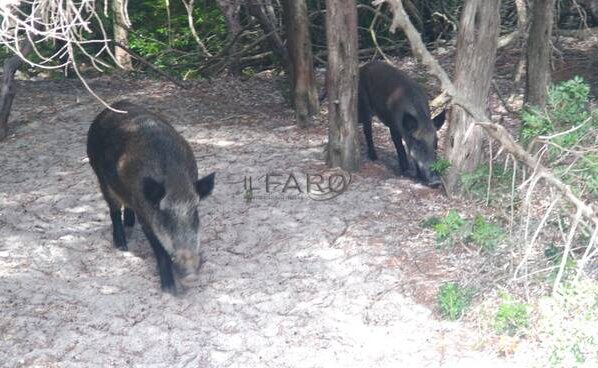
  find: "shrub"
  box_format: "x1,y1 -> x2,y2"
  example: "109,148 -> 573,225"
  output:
470,215 -> 505,251
432,209 -> 464,244
520,77 -> 598,196
422,211 -> 505,251
438,282 -> 473,320
495,295 -> 529,336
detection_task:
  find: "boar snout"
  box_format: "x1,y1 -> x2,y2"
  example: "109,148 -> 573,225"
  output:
173,249 -> 202,279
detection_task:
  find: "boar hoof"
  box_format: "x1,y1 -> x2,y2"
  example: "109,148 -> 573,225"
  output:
162,283 -> 177,295
114,242 -> 128,251
112,230 -> 128,251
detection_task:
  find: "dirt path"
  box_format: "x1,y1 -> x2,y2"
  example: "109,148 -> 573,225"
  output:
0,76 -> 528,367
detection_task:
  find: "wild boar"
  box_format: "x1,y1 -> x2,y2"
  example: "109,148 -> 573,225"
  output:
359,61 -> 445,187
87,100 -> 215,294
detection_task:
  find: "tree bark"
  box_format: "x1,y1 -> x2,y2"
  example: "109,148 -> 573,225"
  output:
245,0 -> 290,69
526,0 -> 556,108
216,0 -> 243,76
444,0 -> 501,193
513,0 -> 528,85
325,0 -> 360,172
283,0 -> 319,127
112,0 -> 133,70
0,41 -> 33,141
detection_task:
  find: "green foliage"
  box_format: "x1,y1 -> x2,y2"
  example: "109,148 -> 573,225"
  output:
431,159 -> 451,175
495,295 -> 529,336
437,282 -> 473,320
127,0 -> 227,77
470,215 -> 505,252
520,78 -> 598,196
460,163 -> 516,205
423,211 -> 505,251
521,77 -> 592,145
430,209 -> 464,244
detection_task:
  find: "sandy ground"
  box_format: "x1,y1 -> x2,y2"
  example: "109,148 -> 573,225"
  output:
0,75 -> 532,367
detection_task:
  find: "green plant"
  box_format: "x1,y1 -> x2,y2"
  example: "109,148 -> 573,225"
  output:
423,212 -> 504,251
126,0 -> 228,78
495,295 -> 529,336
521,77 -> 592,145
432,210 -> 464,244
437,282 -> 473,320
460,163 -> 516,204
431,159 -> 451,175
469,215 -> 505,251
520,77 -> 598,196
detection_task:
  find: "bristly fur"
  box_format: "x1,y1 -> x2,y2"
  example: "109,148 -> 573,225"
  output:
358,61 -> 444,187
87,100 -> 215,294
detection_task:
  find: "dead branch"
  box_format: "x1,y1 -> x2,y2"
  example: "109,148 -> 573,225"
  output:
498,30 -> 522,49
181,0 -> 213,57
245,0 -> 290,69
557,26 -> 598,39
112,42 -> 188,89
0,1 -> 132,111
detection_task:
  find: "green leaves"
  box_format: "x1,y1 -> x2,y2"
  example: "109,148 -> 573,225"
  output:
438,282 -> 474,320
423,210 -> 505,251
520,77 -> 598,197
431,158 -> 451,175
495,295 -> 529,336
471,215 -> 505,252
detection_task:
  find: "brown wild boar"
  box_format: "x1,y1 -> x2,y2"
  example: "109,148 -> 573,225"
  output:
359,61 -> 445,187
87,100 -> 215,294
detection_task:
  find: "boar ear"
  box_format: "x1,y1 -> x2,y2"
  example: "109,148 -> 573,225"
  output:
195,172 -> 215,199
142,177 -> 166,206
432,109 -> 446,130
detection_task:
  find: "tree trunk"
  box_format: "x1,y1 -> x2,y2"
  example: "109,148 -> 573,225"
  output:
216,0 -> 242,76
526,0 -> 556,108
325,0 -> 360,172
444,0 -> 501,193
283,0 -> 319,127
246,0 -> 290,69
1,41 -> 33,141
513,0 -> 528,85
112,0 -> 133,70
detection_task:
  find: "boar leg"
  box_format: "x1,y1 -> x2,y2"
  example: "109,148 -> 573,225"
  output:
359,97 -> 377,161
142,225 -> 176,294
98,182 -> 128,251
123,208 -> 135,227
389,124 -> 416,178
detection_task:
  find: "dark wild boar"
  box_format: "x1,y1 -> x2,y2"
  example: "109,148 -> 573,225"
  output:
359,61 -> 445,187
87,100 -> 215,294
